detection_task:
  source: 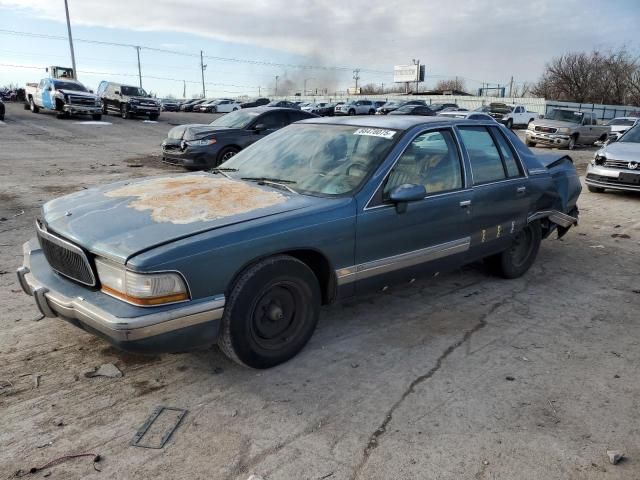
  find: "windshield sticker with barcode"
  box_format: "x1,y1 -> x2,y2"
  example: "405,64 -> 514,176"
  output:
353,128 -> 396,139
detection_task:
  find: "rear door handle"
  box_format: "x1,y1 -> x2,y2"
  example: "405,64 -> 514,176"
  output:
459,200 -> 471,208
516,186 -> 526,196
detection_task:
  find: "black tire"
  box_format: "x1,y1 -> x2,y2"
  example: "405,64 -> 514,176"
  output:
216,146 -> 239,166
588,185 -> 605,193
102,102 -> 108,115
525,139 -> 536,147
348,109 -> 356,116
368,109 -> 375,115
218,255 -> 321,368
24,102 -> 30,110
506,118 -> 513,129
30,98 -> 39,113
233,107 -> 238,111
568,135 -> 577,150
92,114 -> 102,121
149,113 -> 159,121
120,104 -> 130,119
0,113 -> 4,121
486,222 -> 542,279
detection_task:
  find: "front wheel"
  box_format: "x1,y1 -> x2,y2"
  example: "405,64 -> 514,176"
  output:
120,104 -> 130,119
348,109 -> 356,116
216,146 -> 239,166
505,118 -> 513,129
149,113 -> 159,121
568,135 -> 577,150
218,255 -> 321,368
92,114 -> 102,121
485,222 -> 541,279
30,98 -> 39,113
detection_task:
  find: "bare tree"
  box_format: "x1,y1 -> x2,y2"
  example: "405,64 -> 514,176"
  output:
434,78 -> 467,93
533,48 -> 640,105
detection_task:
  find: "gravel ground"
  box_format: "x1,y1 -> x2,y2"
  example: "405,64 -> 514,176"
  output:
1,102 -> 639,479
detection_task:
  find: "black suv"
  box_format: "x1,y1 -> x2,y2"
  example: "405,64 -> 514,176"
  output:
97,81 -> 161,120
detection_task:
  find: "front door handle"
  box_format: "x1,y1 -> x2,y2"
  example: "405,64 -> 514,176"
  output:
516,186 -> 526,196
459,200 -> 471,208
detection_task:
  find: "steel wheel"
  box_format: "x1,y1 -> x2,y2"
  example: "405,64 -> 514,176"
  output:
568,136 -> 576,150
250,282 -> 306,351
508,227 -> 535,269
486,222 -> 541,279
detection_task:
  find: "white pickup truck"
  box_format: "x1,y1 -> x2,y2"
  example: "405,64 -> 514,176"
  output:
24,67 -> 102,120
487,103 -> 540,129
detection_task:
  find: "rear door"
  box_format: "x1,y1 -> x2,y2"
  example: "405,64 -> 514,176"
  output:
354,128 -> 472,291
244,110 -> 290,147
456,125 -> 529,259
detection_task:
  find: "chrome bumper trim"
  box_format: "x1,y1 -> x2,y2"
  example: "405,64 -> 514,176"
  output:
528,210 -> 578,228
18,240 -> 225,342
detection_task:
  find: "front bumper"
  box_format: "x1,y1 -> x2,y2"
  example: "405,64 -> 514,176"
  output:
129,104 -> 160,115
526,129 -> 571,147
585,164 -> 640,192
17,239 -> 225,353
63,104 -> 102,115
161,142 -> 219,168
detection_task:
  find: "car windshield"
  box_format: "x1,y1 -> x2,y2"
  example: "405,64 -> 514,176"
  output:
209,109 -> 261,128
395,105 -> 414,112
121,86 -> 148,97
607,118 -> 635,126
383,102 -> 400,107
546,109 -> 583,123
618,125 -> 640,143
223,124 -> 398,196
52,81 -> 87,92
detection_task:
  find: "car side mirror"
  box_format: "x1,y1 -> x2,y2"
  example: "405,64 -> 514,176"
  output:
254,123 -> 266,132
48,86 -> 53,91
89,89 -> 94,94
389,184 -> 426,213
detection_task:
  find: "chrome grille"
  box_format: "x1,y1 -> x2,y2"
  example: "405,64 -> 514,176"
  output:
535,126 -> 558,133
604,160 -> 638,170
36,221 -> 96,286
68,95 -> 95,106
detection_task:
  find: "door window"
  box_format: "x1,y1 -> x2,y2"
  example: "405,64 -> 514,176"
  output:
259,111 -> 289,129
490,127 -> 523,177
458,126 -> 507,184
383,130 -> 463,198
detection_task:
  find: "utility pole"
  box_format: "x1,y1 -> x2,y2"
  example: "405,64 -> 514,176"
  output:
381,82 -> 384,94
352,69 -> 360,93
135,46 -> 142,88
275,75 -> 279,96
183,80 -> 186,98
508,76 -> 514,97
258,86 -> 261,96
413,59 -> 420,94
200,50 -> 207,98
63,0 -> 77,79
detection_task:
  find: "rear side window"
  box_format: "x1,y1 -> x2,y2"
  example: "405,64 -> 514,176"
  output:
490,127 -> 522,177
458,127 -> 506,184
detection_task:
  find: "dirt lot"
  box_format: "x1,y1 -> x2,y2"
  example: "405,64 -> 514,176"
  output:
1,102 -> 639,479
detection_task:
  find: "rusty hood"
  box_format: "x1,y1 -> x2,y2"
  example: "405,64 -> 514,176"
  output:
41,173 -> 318,263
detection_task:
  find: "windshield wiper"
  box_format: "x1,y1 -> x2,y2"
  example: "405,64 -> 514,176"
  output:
241,177 -> 298,194
210,167 -> 239,178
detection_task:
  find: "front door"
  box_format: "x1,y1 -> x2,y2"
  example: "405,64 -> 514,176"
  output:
456,125 -> 530,260
353,128 -> 472,291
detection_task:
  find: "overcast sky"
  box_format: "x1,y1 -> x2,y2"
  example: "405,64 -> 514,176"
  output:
0,0 -> 638,97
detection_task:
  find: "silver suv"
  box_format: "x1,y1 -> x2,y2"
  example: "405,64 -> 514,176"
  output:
334,100 -> 376,115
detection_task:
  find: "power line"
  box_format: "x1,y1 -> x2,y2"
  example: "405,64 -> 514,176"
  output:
0,28 -> 388,74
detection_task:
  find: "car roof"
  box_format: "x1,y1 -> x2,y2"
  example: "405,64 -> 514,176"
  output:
243,106 -> 307,113
298,115 -> 493,131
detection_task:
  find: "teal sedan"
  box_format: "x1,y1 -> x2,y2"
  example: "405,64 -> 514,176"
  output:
17,116 -> 581,368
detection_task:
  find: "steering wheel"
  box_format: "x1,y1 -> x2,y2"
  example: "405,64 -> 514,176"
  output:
346,161 -> 368,177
